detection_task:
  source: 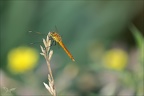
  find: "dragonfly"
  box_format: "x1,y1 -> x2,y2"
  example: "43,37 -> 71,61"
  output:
49,32 -> 75,61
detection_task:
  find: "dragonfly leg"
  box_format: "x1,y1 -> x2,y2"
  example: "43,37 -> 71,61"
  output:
50,40 -> 56,47
53,40 -> 56,46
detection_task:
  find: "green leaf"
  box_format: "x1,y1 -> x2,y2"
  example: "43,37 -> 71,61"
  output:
129,24 -> 144,64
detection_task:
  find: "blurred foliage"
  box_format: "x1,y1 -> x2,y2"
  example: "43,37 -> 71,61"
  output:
130,24 -> 144,96
130,24 -> 144,63
0,0 -> 144,96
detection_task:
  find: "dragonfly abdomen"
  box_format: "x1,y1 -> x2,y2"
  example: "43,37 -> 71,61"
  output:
58,42 -> 75,61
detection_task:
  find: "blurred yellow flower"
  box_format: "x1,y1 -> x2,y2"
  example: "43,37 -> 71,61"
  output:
103,48 -> 128,71
7,46 -> 39,74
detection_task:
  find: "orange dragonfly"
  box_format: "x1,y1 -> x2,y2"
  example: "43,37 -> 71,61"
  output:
49,32 -> 75,61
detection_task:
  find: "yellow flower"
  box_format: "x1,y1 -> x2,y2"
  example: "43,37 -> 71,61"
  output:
103,48 -> 128,71
7,46 -> 39,74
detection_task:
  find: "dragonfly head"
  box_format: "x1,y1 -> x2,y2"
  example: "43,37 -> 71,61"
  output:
49,32 -> 56,37
48,32 -> 62,42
